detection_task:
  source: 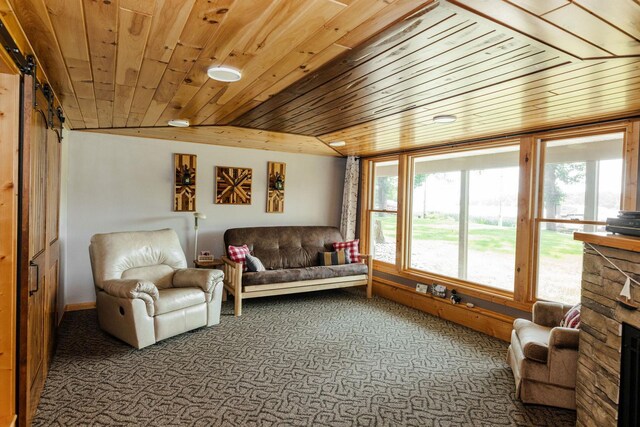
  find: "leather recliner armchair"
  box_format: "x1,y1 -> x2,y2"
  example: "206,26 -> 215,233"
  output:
507,301 -> 579,409
89,228 -> 224,349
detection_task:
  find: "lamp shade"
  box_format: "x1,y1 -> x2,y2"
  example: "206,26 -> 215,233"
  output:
194,212 -> 207,220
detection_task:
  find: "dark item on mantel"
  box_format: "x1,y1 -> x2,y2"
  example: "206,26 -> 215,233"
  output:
606,211 -> 640,237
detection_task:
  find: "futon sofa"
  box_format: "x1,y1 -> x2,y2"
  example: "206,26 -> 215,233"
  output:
89,229 -> 224,349
221,226 -> 372,315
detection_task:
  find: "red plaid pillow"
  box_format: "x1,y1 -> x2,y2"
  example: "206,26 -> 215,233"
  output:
227,244 -> 251,271
333,239 -> 361,263
560,303 -> 581,329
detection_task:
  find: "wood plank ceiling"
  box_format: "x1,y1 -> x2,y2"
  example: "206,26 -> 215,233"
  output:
5,0 -> 640,157
235,0 -> 640,156
8,0 -> 432,128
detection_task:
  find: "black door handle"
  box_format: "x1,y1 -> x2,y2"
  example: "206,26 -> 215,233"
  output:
29,261 -> 39,296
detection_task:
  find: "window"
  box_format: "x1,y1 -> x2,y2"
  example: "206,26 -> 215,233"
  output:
370,160 -> 398,264
409,145 -> 520,291
535,132 -> 624,305
362,122 -> 638,307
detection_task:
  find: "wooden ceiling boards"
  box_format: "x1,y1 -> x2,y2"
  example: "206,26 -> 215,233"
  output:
4,0 -> 640,156
234,0 -> 640,156
85,126 -> 340,156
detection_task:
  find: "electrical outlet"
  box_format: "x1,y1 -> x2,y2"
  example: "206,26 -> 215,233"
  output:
416,283 -> 429,294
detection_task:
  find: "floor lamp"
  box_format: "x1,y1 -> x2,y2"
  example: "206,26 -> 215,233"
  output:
193,212 -> 206,262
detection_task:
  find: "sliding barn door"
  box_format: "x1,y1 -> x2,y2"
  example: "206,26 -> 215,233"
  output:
18,74 -> 61,427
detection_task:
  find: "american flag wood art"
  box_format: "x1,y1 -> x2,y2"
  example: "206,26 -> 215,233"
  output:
215,166 -> 252,205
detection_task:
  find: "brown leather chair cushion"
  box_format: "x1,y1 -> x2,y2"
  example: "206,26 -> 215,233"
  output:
242,263 -> 368,286
514,318 -> 551,363
224,226 -> 344,270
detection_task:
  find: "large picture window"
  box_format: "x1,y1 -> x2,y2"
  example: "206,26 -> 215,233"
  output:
362,122 -> 638,307
535,133 -> 624,305
370,160 -> 398,264
409,145 -> 520,291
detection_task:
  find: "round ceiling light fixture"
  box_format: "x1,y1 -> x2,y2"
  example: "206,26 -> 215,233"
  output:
207,66 -> 242,82
433,114 -> 457,123
328,141 -> 346,147
167,119 -> 190,127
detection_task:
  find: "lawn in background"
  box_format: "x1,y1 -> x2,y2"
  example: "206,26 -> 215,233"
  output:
377,214 -> 581,257
374,214 -> 583,303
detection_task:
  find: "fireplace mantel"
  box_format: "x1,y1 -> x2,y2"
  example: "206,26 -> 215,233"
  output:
575,231 -> 640,253
573,232 -> 640,427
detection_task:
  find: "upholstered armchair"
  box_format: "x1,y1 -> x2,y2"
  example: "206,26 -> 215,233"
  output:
507,301 -> 579,410
89,229 -> 224,349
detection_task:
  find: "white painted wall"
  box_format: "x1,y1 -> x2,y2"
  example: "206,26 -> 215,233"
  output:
63,131 -> 345,305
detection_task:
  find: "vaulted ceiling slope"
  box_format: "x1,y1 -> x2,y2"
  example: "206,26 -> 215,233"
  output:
235,0 -> 640,156
6,0 -> 433,130
4,0 -> 640,158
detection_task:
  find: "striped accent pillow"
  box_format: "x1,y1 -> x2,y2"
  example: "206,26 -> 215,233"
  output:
318,249 -> 349,266
560,303 -> 581,329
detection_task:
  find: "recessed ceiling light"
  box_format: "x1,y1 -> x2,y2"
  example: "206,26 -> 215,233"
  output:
207,66 -> 242,82
433,114 -> 457,123
329,141 -> 346,147
167,119 -> 190,127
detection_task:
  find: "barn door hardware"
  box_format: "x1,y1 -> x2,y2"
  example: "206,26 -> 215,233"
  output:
0,21 -> 65,137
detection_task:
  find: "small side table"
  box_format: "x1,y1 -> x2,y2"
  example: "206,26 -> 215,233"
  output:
193,259 -> 224,269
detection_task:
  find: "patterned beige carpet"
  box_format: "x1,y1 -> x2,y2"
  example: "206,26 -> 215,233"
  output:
34,290 -> 576,426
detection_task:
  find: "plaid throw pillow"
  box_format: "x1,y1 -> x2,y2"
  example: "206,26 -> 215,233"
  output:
333,239 -> 361,263
560,303 -> 581,329
318,249 -> 350,266
227,244 -> 251,271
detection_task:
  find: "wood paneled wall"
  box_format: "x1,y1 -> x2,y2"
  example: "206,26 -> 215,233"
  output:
0,72 -> 20,427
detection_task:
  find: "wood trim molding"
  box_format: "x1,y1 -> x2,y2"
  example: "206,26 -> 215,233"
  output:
0,414 -> 17,427
0,72 -> 19,427
514,136 -> 535,303
374,262 -> 532,312
373,279 -> 514,342
396,154 -> 409,270
533,120 -> 635,141
358,159 -> 371,253
623,121 -> 640,211
574,232 -> 640,253
58,302 -> 96,326
82,126 -> 339,157
64,302 -> 96,312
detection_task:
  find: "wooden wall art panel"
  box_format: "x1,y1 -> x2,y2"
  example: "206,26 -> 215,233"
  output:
216,166 -> 252,205
174,154 -> 196,212
266,162 -> 286,213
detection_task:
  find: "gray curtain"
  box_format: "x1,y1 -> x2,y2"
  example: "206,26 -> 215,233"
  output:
340,156 -> 359,240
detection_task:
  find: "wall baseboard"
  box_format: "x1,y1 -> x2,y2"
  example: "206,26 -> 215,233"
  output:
64,302 -> 96,312
59,302 -> 96,326
373,279 -> 514,342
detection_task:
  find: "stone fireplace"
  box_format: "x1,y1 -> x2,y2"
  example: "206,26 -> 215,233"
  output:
574,232 -> 640,427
